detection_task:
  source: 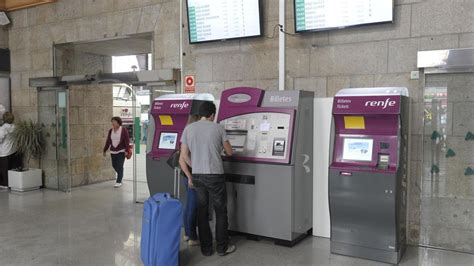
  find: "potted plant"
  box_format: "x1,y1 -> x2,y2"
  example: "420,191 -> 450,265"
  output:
8,120 -> 45,192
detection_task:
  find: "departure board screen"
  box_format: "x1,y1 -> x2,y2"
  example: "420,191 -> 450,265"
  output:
187,0 -> 262,44
295,0 -> 393,32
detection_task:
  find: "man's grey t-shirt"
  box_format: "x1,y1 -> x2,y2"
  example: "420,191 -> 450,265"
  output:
181,120 -> 228,174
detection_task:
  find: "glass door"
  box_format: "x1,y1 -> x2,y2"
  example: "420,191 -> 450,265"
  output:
128,85 -> 151,203
56,90 -> 71,192
421,73 -> 474,252
38,87 -> 71,192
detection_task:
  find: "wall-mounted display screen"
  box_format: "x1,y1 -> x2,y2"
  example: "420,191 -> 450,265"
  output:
342,138 -> 373,162
158,132 -> 178,150
295,0 -> 393,32
187,0 -> 262,44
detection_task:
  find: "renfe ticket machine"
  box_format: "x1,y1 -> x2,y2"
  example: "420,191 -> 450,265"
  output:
217,87 -> 313,246
329,88 -> 409,264
146,93 -> 214,197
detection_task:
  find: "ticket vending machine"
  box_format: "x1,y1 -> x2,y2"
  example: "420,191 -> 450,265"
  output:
217,87 -> 314,247
329,88 -> 409,264
146,93 -> 214,197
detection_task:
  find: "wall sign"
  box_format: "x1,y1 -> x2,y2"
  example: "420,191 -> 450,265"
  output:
184,75 -> 195,93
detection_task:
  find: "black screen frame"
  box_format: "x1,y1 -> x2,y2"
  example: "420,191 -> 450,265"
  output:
293,0 -> 395,34
186,0 -> 263,44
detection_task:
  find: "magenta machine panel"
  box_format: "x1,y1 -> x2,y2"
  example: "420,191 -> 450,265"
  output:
146,94 -> 214,197
329,88 -> 409,264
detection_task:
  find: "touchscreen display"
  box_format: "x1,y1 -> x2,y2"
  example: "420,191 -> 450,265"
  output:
158,132 -> 178,150
342,138 -> 373,162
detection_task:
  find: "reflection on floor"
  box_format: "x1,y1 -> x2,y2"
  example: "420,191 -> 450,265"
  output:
1,181 -> 474,265
123,145 -> 148,184
123,144 -> 150,202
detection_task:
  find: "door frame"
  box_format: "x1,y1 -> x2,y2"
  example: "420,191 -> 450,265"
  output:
417,48 -> 474,253
37,86 -> 72,192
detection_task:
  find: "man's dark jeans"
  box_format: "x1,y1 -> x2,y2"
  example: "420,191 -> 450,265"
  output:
192,174 -> 229,255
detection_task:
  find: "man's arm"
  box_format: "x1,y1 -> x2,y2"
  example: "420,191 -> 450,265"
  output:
220,125 -> 233,156
0,127 -> 6,144
179,143 -> 193,180
223,140 -> 233,156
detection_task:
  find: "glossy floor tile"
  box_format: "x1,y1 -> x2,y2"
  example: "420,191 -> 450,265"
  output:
1,181 -> 474,266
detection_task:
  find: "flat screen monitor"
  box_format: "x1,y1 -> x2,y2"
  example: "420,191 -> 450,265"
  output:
187,0 -> 262,44
342,138 -> 373,162
294,0 -> 394,33
158,132 -> 178,150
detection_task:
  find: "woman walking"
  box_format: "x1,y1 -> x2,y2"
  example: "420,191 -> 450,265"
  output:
103,117 -> 130,188
0,112 -> 17,190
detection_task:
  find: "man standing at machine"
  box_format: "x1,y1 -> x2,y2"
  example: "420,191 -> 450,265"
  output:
179,101 -> 236,257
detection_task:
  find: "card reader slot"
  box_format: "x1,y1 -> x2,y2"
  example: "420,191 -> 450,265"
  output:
225,174 -> 255,185
226,130 -> 248,135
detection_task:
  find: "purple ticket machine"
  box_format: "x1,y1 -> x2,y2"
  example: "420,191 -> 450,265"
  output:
217,87 -> 314,247
146,94 -> 214,197
329,88 -> 409,264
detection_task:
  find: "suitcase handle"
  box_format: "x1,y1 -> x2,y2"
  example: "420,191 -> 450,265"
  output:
152,193 -> 171,202
173,167 -> 181,199
177,168 -> 181,199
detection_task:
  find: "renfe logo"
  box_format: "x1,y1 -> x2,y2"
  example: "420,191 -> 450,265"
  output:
170,102 -> 190,110
364,98 -> 396,109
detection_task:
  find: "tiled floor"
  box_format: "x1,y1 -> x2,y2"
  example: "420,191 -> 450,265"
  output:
1,181 -> 474,266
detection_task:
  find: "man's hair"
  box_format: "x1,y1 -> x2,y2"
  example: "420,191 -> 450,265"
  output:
3,112 -> 14,124
187,114 -> 200,125
198,101 -> 216,119
111,116 -> 122,126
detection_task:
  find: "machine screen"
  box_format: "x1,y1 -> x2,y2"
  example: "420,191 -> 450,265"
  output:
158,132 -> 178,150
342,138 -> 373,162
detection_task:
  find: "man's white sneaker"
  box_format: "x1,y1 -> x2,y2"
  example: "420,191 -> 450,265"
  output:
114,183 -> 123,188
188,240 -> 200,246
218,244 -> 236,256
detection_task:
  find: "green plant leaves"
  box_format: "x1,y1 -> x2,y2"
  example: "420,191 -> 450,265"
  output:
445,149 -> 456,158
12,120 -> 46,169
431,131 -> 441,140
431,164 -> 440,174
465,132 -> 474,141
464,167 -> 474,176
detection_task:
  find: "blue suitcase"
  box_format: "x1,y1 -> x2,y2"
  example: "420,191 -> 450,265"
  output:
141,192 -> 182,266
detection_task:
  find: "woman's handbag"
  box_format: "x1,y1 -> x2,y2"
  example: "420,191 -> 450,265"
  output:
126,144 -> 133,160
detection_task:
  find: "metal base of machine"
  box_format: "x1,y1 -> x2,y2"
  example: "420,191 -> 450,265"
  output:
330,241 -> 404,265
229,229 -> 312,248
274,229 -> 312,247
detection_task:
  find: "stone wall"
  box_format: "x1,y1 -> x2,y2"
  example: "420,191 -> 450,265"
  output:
69,85 -> 115,187
7,0 -> 177,122
6,0 -> 474,247
0,26 -> 8,48
55,48 -> 113,76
